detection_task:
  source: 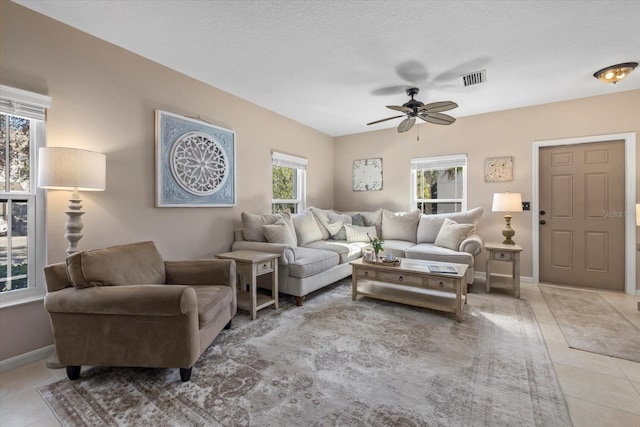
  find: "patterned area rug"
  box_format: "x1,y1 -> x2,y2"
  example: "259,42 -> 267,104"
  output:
39,281 -> 570,426
540,285 -> 640,362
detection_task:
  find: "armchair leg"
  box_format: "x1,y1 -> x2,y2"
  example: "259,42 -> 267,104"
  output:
295,296 -> 305,306
66,365 -> 81,380
180,367 -> 192,382
224,320 -> 232,330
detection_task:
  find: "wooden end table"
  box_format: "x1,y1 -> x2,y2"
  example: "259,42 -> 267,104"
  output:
216,250 -> 279,320
485,242 -> 522,298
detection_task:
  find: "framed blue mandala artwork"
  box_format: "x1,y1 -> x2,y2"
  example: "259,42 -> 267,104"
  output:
155,110 -> 236,207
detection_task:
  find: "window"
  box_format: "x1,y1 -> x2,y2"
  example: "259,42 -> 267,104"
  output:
0,85 -> 50,307
271,151 -> 307,213
411,154 -> 467,214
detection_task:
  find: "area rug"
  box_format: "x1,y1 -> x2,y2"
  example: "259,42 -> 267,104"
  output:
39,281 -> 570,426
540,285 -> 640,363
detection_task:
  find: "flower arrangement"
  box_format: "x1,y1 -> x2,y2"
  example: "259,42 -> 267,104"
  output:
367,233 -> 384,258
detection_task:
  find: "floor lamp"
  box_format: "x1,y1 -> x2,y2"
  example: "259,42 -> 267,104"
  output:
38,147 -> 106,256
38,147 -> 105,369
492,192 -> 523,245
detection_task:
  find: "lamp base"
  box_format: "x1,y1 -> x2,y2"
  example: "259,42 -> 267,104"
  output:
502,214 -> 516,245
64,188 -> 84,256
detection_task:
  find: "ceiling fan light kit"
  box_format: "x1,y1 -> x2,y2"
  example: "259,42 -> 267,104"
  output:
366,87 -> 458,133
593,62 -> 637,84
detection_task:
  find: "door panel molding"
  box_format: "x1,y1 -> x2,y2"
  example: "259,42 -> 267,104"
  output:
532,132 -> 636,295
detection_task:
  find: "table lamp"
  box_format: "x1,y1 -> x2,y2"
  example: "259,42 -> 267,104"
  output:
492,192 -> 523,245
38,147 -> 106,255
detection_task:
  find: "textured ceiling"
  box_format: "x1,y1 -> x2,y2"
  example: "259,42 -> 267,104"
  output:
14,0 -> 640,137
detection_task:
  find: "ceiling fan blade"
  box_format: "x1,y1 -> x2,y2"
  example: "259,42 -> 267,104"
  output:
418,112 -> 456,125
419,101 -> 458,113
397,117 -> 416,133
367,115 -> 404,125
386,105 -> 413,113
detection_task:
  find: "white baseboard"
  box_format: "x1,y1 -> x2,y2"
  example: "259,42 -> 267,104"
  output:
0,345 -> 54,373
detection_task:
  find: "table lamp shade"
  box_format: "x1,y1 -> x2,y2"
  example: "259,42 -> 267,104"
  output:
492,192 -> 523,213
492,192 -> 522,245
38,147 -> 106,191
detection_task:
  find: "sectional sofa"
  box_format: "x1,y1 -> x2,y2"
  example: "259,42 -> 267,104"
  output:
232,207 -> 483,305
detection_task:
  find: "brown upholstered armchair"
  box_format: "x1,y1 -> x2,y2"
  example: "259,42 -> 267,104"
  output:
43,241 -> 237,382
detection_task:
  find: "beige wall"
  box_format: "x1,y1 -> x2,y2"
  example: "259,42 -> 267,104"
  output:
0,2 -> 334,360
334,90 -> 640,284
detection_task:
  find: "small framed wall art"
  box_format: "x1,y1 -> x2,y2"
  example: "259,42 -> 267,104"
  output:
155,110 -> 236,207
353,158 -> 383,191
484,156 -> 513,182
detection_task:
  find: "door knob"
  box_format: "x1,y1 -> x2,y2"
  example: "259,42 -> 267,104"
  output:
539,210 -> 546,215
539,220 -> 546,225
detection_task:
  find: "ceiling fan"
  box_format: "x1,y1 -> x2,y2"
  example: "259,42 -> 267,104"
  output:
367,87 -> 458,133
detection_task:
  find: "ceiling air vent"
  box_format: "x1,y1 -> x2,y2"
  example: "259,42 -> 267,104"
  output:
460,70 -> 486,87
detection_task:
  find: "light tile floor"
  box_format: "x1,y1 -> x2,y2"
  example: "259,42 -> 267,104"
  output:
1,282 -> 639,426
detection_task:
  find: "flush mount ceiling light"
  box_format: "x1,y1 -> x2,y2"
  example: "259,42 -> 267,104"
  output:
593,62 -> 638,84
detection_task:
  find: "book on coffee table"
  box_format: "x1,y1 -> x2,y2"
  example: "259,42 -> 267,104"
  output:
427,264 -> 458,274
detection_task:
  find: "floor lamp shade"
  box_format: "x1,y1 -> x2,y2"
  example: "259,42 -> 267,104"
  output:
38,147 -> 106,256
492,192 -> 522,245
38,147 -> 106,191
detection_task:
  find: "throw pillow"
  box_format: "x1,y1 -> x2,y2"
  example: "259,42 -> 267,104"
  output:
241,210 -> 295,242
351,214 -> 365,227
263,218 -> 297,247
417,207 -> 483,243
434,218 -> 475,251
345,225 -> 377,243
328,212 -> 352,240
292,211 -> 324,246
381,209 -> 420,242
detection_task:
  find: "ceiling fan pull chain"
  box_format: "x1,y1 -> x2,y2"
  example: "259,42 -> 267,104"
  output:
417,124 -> 420,141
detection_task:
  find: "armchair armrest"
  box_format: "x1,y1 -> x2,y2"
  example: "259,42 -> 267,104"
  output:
45,285 -> 197,317
165,259 -> 236,287
459,233 -> 483,256
231,240 -> 296,264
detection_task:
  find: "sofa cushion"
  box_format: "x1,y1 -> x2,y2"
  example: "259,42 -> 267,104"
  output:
303,240 -> 365,264
66,241 -> 166,289
405,243 -> 474,267
379,240 -> 417,258
381,209 -> 420,242
434,218 -> 475,251
192,285 -> 234,327
289,247 -> 339,279
241,210 -> 295,242
293,211 -> 325,246
417,207 -> 483,243
345,224 -> 377,242
263,218 -> 298,247
340,209 -> 382,235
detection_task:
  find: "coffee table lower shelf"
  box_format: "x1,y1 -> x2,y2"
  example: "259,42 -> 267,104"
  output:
355,281 -> 466,320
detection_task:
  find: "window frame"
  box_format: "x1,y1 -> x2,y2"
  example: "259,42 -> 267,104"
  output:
410,154 -> 467,214
271,151 -> 307,214
0,85 -> 50,307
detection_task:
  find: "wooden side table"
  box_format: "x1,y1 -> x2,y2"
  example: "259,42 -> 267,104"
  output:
216,250 -> 279,320
485,242 -> 522,298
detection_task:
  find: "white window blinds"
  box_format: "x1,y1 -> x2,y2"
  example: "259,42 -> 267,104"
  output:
411,154 -> 466,170
272,151 -> 307,170
0,85 -> 51,121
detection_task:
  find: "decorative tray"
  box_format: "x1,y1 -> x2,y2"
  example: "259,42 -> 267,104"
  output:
363,258 -> 400,267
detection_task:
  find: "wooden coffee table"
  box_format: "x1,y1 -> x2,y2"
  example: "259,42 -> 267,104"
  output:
350,258 -> 468,321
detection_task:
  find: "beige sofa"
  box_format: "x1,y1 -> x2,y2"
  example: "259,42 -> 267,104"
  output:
43,241 -> 237,382
232,207 -> 483,305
